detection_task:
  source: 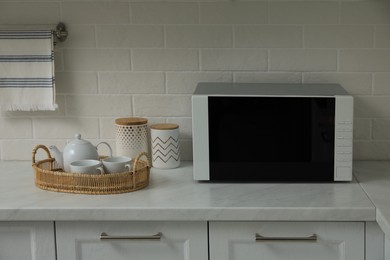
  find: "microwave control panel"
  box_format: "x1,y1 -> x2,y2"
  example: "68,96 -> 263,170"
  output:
334,95 -> 354,181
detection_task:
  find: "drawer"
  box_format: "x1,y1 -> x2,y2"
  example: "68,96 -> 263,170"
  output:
56,221 -> 208,260
209,221 -> 364,260
0,221 -> 55,260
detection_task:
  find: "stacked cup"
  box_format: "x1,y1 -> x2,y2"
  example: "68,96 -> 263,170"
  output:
70,160 -> 104,174
102,156 -> 132,173
69,156 -> 132,174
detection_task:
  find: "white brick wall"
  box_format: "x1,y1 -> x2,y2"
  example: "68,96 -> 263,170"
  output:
0,0 -> 390,160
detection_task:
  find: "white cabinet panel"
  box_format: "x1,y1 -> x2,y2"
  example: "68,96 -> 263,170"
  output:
385,236 -> 390,260
209,221 -> 364,260
0,221 -> 55,260
56,221 -> 208,260
366,222 -> 384,260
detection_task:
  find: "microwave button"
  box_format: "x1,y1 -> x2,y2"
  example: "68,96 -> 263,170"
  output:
336,139 -> 353,146
337,122 -> 353,125
336,121 -> 353,131
337,157 -> 352,162
337,121 -> 353,125
336,132 -> 353,139
336,146 -> 353,152
336,126 -> 353,132
336,151 -> 352,155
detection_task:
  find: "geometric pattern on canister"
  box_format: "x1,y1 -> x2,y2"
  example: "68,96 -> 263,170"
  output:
151,136 -> 180,163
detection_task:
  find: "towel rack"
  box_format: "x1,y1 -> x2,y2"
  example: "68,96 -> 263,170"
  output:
54,22 -> 68,44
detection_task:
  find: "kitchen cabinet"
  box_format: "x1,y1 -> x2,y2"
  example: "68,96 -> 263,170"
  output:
386,239 -> 390,260
55,221 -> 208,260
1,161 -> 389,260
366,222 -> 384,260
385,235 -> 390,260
0,221 -> 55,260
209,221 -> 365,260
55,220 -> 378,260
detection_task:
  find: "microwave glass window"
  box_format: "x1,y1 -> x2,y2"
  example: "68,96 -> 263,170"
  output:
208,96 -> 335,182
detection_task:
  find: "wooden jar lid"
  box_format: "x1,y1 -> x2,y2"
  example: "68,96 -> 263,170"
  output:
115,117 -> 148,126
150,123 -> 179,130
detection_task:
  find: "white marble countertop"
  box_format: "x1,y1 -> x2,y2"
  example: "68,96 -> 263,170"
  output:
0,160 -> 376,222
354,161 -> 390,238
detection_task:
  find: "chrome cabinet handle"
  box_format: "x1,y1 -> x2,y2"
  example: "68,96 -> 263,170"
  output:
100,232 -> 162,240
255,233 -> 317,242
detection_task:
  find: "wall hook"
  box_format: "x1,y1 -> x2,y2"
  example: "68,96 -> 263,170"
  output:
54,22 -> 68,43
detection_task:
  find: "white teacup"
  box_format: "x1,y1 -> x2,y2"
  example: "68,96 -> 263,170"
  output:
70,160 -> 104,175
102,156 -> 132,173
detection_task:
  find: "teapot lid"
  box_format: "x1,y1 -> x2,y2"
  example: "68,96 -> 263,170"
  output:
69,133 -> 91,145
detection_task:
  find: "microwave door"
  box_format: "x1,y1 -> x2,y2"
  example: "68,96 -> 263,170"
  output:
207,96 -> 335,182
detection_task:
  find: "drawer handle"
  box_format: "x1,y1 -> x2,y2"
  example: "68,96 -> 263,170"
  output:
255,233 -> 317,242
100,232 -> 162,240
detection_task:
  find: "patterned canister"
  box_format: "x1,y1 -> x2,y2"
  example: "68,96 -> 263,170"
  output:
150,123 -> 180,169
115,117 -> 148,159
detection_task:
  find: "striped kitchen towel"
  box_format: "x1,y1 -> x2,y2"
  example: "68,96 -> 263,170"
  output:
0,30 -> 57,111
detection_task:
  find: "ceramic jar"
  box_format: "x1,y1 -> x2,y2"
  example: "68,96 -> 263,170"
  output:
150,123 -> 180,169
115,117 -> 149,159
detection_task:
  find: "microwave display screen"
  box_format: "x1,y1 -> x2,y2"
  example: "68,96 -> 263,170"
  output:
208,96 -> 335,182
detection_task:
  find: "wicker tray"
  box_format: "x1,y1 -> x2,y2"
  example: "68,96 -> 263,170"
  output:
32,145 -> 150,195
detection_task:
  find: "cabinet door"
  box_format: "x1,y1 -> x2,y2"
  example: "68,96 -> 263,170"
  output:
209,221 -> 364,260
56,221 -> 208,260
366,222 -> 384,260
0,221 -> 55,260
385,235 -> 390,260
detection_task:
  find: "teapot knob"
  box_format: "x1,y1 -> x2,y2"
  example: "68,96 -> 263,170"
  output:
75,133 -> 82,140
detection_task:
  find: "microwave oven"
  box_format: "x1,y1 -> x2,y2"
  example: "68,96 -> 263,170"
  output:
192,83 -> 354,182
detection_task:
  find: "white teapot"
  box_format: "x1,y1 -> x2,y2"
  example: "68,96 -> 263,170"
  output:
49,133 -> 112,172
